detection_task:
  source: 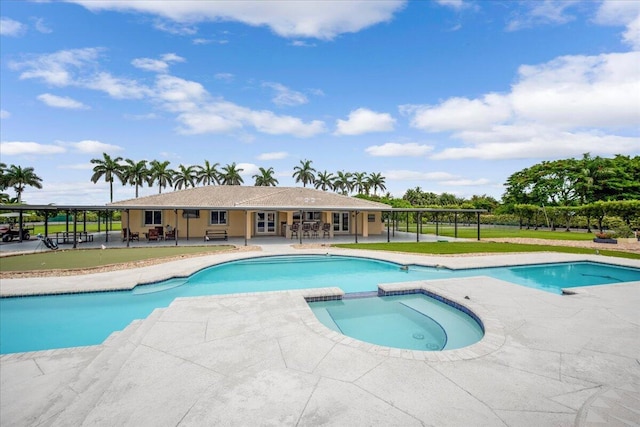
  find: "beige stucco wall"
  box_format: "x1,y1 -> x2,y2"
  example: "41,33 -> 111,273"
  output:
124,208 -> 385,239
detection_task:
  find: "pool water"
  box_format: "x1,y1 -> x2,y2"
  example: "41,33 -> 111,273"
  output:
310,294 -> 484,351
1,256 -> 638,354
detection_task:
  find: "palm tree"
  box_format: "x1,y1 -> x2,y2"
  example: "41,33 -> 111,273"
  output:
314,170 -> 335,191
220,162 -> 244,185
292,159 -> 316,187
352,172 -> 369,195
122,159 -> 150,198
333,170 -> 353,195
197,160 -> 220,186
0,162 -> 9,202
90,153 -> 124,203
253,167 -> 279,186
148,160 -> 174,194
5,165 -> 43,203
173,165 -> 197,190
367,172 -> 386,196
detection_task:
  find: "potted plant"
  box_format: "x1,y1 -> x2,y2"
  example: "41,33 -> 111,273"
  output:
593,231 -> 617,244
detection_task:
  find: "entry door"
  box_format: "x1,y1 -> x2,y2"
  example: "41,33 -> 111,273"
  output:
333,212 -> 350,233
256,211 -> 276,234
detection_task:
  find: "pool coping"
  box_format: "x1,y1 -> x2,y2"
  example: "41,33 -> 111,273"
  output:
1,248 -> 639,297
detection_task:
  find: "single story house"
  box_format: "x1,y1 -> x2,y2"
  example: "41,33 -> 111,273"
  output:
108,186 -> 392,242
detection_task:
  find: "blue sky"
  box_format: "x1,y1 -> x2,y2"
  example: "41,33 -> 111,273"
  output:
1,0 -> 639,205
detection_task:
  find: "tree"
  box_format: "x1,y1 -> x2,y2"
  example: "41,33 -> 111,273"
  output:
197,160 -> 220,186
367,172 -> 386,196
91,153 -> 124,203
292,159 -> 316,187
314,170 -> 335,191
333,171 -> 353,195
253,167 -> 278,186
352,172 -> 369,195
121,159 -> 150,198
148,160 -> 174,194
0,162 -> 9,202
173,165 -> 197,190
5,165 -> 43,203
220,162 -> 244,185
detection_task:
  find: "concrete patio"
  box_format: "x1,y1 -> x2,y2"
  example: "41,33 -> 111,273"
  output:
1,242 -> 639,426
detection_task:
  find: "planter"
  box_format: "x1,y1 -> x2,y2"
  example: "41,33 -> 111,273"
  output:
593,238 -> 617,244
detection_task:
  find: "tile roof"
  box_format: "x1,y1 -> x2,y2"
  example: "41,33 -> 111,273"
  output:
108,186 -> 391,210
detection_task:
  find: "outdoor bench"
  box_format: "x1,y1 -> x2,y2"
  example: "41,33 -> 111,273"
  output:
204,229 -> 228,241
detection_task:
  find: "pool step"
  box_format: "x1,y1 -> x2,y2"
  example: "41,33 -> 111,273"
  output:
47,308 -> 167,426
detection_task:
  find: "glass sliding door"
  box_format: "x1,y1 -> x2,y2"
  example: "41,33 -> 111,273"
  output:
332,212 -> 350,233
256,211 -> 276,234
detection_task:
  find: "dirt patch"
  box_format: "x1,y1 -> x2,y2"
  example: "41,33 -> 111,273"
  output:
0,245 -> 261,279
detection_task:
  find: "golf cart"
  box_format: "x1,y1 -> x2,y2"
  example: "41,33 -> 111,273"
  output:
0,212 -> 34,242
0,224 -> 32,242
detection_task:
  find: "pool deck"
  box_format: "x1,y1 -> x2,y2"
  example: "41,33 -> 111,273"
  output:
1,242 -> 639,426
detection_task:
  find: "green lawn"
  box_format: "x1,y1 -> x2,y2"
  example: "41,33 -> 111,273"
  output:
395,225 -> 596,241
0,245 -> 234,272
335,241 -> 640,260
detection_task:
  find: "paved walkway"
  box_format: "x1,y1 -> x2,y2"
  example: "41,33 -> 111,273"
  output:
1,242 -> 639,426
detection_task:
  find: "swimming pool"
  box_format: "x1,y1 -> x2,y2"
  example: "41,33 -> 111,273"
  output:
1,255 -> 638,354
310,293 -> 484,351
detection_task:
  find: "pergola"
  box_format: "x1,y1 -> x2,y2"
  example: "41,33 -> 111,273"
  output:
0,204 -> 487,248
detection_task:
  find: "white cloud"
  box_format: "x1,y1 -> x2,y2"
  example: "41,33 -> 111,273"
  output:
0,141 -> 66,156
1,17 -> 26,37
214,73 -> 234,82
432,126 -> 640,160
365,142 -> 433,157
63,140 -> 124,154
67,0 -> 407,40
132,58 -> 170,73
32,17 -> 52,34
0,110 -> 10,119
507,0 -> 580,31
9,48 -> 101,86
85,72 -> 151,99
236,162 -> 260,177
37,93 -> 88,109
132,53 -> 185,73
385,170 -> 458,181
290,40 -> 316,47
257,151 -> 288,161
263,82 -> 308,106
407,51 -> 640,161
435,0 -> 467,10
595,0 -> 640,50
58,163 -> 96,170
335,108 -> 396,135
406,94 -> 512,132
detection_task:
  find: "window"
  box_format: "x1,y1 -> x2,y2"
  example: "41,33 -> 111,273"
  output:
304,212 -> 321,221
210,210 -> 227,225
144,210 -> 162,225
368,214 -> 376,222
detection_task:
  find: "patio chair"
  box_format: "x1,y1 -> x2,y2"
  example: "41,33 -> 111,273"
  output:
147,228 -> 159,242
302,222 -> 312,238
290,222 -> 299,239
165,228 -> 176,240
311,221 -> 320,238
322,222 -> 331,238
122,228 -> 140,242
